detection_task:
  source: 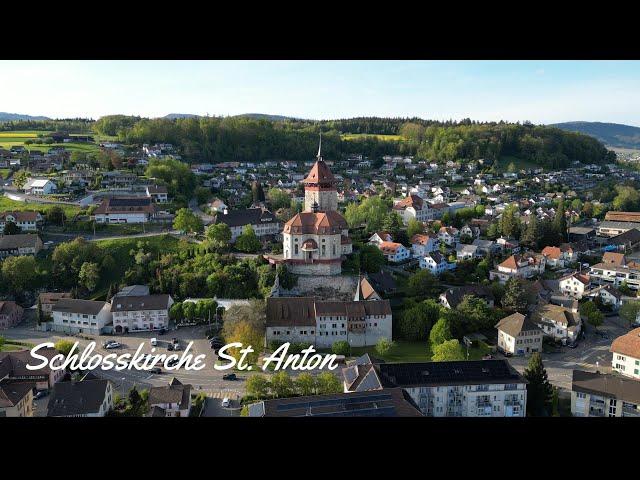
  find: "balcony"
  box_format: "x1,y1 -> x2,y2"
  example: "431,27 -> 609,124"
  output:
504,398 -> 521,407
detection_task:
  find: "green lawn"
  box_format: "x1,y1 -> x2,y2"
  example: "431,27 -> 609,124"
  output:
0,130 -> 101,155
348,340 -> 492,363
0,168 -> 10,179
0,195 -> 82,219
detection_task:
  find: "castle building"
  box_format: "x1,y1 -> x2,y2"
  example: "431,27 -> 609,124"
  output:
278,138 -> 352,275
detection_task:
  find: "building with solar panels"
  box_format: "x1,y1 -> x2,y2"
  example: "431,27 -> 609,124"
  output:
93,196 -> 157,224
247,387 -> 422,417
342,355 -> 528,417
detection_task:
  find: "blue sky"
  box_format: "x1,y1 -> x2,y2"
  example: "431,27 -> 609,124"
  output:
1,60 -> 639,125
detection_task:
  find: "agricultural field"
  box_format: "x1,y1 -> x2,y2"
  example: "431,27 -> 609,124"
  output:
341,133 -> 405,141
0,131 -> 101,155
0,195 -> 82,218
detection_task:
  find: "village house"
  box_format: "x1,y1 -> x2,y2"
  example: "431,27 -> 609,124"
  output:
0,301 -> 24,329
214,207 -> 281,241
145,184 -> 169,203
342,356 -> 528,417
148,378 -> 192,417
392,194 -> 433,224
0,211 -> 42,232
558,272 -> 591,299
0,381 -> 34,417
490,253 -> 546,283
495,312 -> 543,356
496,236 -> 521,253
209,198 -> 228,213
0,233 -> 43,258
541,244 -> 577,268
100,170 -> 137,189
472,238 -> 498,256
368,231 -> 394,246
23,178 -> 57,195
531,303 -> 582,345
571,370 -> 640,417
379,241 -> 411,263
0,347 -> 66,391
439,285 -> 495,309
410,233 -> 439,256
455,243 -> 480,261
437,226 -> 459,246
419,251 -> 454,275
610,328 -> 640,380
110,294 -> 174,333
586,284 -> 623,309
51,299 -> 113,335
47,373 -> 114,417
93,196 -> 157,224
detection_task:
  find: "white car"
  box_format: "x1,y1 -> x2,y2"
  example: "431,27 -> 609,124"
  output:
150,338 -> 158,346
221,397 -> 230,408
105,341 -> 121,349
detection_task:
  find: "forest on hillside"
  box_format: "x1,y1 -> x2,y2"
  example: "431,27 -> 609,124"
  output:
1,114 -> 616,167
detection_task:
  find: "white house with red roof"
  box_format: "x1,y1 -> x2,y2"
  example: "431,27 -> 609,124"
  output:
438,226 -> 459,246
379,241 -> 410,263
410,233 -> 439,257
558,272 -> 591,299
490,253 -> 546,283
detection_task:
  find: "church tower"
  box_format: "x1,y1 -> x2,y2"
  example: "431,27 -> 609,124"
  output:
303,134 -> 338,212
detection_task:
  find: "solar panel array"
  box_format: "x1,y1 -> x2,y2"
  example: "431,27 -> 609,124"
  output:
109,197 -> 152,207
274,393 -> 398,417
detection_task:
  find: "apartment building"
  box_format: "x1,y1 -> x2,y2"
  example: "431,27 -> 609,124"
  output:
589,262 -> 640,291
110,294 -> 174,333
51,299 -> 113,335
495,312 -> 543,356
571,370 -> 640,417
38,292 -> 73,316
610,328 -> 640,380
248,388 -> 422,417
342,356 -> 528,417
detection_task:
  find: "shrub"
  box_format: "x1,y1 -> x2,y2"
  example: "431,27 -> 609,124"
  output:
331,340 -> 351,356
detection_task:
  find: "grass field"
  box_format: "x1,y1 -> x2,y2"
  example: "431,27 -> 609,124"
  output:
0,195 -> 82,218
0,168 -> 10,179
341,133 -> 405,141
348,340 -> 491,363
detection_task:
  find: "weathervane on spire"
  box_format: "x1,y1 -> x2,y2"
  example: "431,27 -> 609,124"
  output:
317,132 -> 322,161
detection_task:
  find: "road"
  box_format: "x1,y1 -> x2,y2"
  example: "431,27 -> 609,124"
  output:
506,314 -> 629,390
189,198 -> 214,224
2,320 -> 247,402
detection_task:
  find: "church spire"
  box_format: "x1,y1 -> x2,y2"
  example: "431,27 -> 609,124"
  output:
317,132 -> 322,161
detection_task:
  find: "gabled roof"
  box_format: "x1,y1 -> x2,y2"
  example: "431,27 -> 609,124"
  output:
47,378 -> 112,416
495,312 -> 542,337
354,276 -> 380,301
379,241 -> 405,254
283,211 -> 347,234
393,194 -> 424,210
0,381 -> 33,408
572,370 -> 640,405
148,377 -> 191,410
303,159 -> 336,185
610,327 -> 640,359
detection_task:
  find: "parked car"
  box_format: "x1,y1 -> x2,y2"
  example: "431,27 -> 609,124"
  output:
172,337 -> 179,344
567,342 -> 578,349
167,358 -> 179,368
150,338 -> 158,347
173,344 -> 182,351
223,373 -> 237,381
167,343 -> 174,351
105,342 -> 121,349
221,397 -> 230,408
102,340 -> 117,348
158,328 -> 166,336
34,390 -> 49,400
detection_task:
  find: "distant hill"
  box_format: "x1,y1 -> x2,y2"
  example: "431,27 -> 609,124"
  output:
234,113 -> 303,122
0,112 -> 51,122
163,113 -> 201,119
551,121 -> 640,149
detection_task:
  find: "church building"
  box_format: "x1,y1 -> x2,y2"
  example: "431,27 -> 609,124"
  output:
278,138 -> 352,275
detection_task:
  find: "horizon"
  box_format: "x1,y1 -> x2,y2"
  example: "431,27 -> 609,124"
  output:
1,60 -> 640,127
